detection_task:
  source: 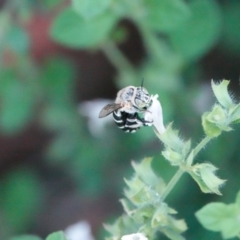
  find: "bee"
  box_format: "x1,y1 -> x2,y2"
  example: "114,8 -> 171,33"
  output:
99,85 -> 153,133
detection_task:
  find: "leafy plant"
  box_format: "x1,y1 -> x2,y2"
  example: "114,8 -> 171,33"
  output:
196,190 -> 240,239
104,80 -> 240,240
1,0 -> 240,240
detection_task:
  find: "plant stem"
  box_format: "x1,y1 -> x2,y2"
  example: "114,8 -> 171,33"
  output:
193,136 -> 212,156
161,135 -> 212,201
101,41 -> 135,73
138,24 -> 166,62
161,168 -> 184,201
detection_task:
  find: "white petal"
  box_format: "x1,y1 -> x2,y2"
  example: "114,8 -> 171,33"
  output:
144,94 -> 165,134
64,221 -> 95,240
121,233 -> 148,240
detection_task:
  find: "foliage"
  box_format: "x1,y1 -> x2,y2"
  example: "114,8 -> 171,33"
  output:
196,191 -> 240,239
104,80 -> 240,240
0,0 -> 240,240
10,231 -> 67,240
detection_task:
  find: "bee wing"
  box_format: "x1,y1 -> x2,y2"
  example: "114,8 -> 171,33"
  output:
99,103 -> 122,118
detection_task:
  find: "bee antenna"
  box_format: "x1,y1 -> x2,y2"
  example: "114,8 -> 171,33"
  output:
141,78 -> 144,90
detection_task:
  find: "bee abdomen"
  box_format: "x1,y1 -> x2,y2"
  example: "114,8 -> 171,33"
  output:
113,111 -> 141,133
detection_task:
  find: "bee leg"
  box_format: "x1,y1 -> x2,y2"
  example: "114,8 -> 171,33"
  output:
136,113 -> 154,126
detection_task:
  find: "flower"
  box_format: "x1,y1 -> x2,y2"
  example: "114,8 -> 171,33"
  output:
64,220 -> 95,240
79,99 -> 113,137
121,233 -> 148,240
144,94 -> 165,134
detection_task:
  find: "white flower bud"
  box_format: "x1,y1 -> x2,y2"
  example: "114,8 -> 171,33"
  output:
121,233 -> 148,240
144,94 -> 165,134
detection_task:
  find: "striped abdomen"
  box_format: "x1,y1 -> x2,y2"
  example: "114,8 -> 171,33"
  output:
113,110 -> 152,133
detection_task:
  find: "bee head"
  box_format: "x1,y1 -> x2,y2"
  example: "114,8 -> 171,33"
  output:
134,87 -> 152,110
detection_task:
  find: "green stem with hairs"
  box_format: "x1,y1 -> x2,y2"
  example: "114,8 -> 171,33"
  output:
161,168 -> 184,201
101,41 -> 135,73
161,135 -> 213,201
193,135 -> 212,156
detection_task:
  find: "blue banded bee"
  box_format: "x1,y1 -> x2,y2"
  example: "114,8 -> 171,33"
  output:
99,85 -> 153,133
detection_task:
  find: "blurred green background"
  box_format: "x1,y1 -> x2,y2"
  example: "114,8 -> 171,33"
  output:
0,0 -> 240,239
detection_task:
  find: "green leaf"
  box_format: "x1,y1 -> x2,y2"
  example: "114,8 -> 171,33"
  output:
160,215 -> 187,240
151,203 -> 169,228
0,69 -> 35,134
159,123 -> 185,152
41,58 -> 75,104
229,104 -> 240,123
124,177 -> 149,205
120,198 -> 136,216
169,0 -> 221,60
104,215 -> 140,239
72,0 -> 112,20
196,203 -> 240,239
162,147 -> 183,166
10,235 -> 42,240
189,163 -> 226,195
46,131 -> 79,161
132,204 -> 154,223
145,0 -> 190,33
131,158 -> 165,192
50,7 -> 118,48
161,227 -> 186,240
124,175 -> 145,194
202,105 -> 231,138
0,169 -> 43,232
42,0 -> 63,9
211,80 -> 234,109
202,111 -> 221,137
186,150 -> 194,166
6,25 -> 30,54
46,231 -> 67,240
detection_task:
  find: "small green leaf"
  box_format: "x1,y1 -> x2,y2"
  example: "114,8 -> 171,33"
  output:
46,131 -> 79,161
161,226 -> 186,240
124,182 -> 150,205
0,69 -> 35,134
162,147 -> 182,165
169,0 -> 221,60
51,7 -> 118,48
41,58 -> 75,104
145,0 -> 190,32
202,112 -> 221,137
189,163 -> 226,195
46,231 -> 67,240
211,80 -> 234,109
151,203 -> 169,228
229,104 -> 240,123
10,235 -> 42,240
133,205 -> 154,223
0,169 -> 43,232
9,235 -> 42,240
7,25 -> 30,54
202,105 -> 231,138
72,0 -> 112,20
196,203 -> 240,239
104,215 -> 140,238
131,158 -> 165,191
120,198 -> 135,216
182,140 -> 191,158
42,0 -> 63,9
159,123 -> 185,152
